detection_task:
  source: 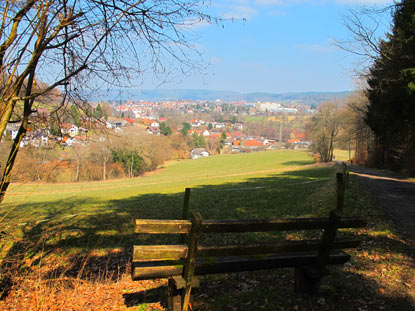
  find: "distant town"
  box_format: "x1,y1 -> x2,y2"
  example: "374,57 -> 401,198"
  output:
5,99 -> 314,155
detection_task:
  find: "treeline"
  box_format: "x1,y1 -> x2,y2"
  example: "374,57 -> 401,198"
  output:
308,92 -> 373,164
2,129 -> 184,183
1,124 -> 232,183
364,0 -> 415,174
311,1 -> 415,175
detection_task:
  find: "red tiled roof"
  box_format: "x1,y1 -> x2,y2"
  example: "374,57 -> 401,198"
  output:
124,118 -> 135,124
244,140 -> 263,147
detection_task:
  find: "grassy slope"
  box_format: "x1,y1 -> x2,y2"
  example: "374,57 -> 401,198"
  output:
0,150 -> 413,310
3,149 -> 313,210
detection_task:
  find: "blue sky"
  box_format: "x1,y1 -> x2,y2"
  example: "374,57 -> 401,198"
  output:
142,0 -> 395,93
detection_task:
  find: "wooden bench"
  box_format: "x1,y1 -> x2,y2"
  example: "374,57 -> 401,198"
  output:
131,173 -> 366,311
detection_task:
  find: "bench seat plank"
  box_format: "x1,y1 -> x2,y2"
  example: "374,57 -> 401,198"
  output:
132,251 -> 351,280
132,239 -> 360,262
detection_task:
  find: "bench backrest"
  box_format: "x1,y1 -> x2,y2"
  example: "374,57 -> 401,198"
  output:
132,213 -> 366,279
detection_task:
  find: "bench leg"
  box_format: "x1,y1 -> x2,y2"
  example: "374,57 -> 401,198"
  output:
168,277 -> 183,311
294,267 -> 321,294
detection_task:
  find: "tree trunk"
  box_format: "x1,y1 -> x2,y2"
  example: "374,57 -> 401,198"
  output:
103,160 -> 107,180
0,115 -> 29,203
76,159 -> 80,182
0,63 -> 37,203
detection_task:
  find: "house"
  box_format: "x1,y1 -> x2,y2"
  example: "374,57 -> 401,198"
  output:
263,139 -> 276,145
234,123 -> 243,130
146,126 -> 161,135
62,136 -> 73,147
243,140 -> 264,149
215,123 -> 225,129
141,118 -> 153,125
191,119 -> 201,127
191,148 -> 209,159
61,124 -> 79,137
123,118 -> 135,126
231,132 -> 244,140
151,121 -> 160,128
202,129 -> 210,137
209,132 -> 222,139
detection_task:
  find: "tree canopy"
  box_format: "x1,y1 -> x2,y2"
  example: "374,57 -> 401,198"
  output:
366,0 -> 415,173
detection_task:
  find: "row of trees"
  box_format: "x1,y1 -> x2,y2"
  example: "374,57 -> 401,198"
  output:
312,1 -> 415,176
308,91 -> 373,164
3,130 -> 174,183
365,0 -> 415,174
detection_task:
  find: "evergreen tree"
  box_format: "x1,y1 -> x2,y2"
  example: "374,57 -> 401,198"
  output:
94,104 -> 104,119
70,105 -> 81,127
192,133 -> 205,148
366,0 -> 415,172
181,122 -> 190,136
160,122 -> 172,136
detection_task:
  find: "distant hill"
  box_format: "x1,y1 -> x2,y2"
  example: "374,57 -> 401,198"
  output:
90,88 -> 352,105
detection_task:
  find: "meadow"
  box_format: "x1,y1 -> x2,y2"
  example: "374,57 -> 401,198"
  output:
0,150 -> 413,310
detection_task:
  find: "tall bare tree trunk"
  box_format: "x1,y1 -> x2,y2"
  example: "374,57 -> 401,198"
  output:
103,159 -> 107,180
0,113 -> 29,203
76,159 -> 80,182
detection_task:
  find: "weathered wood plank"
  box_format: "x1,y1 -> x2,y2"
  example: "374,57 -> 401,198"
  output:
132,263 -> 183,280
134,217 -> 366,234
132,239 -> 360,262
200,217 -> 366,233
133,245 -> 187,262
197,239 -> 360,258
131,251 -> 351,280
135,219 -> 191,234
194,251 -> 350,276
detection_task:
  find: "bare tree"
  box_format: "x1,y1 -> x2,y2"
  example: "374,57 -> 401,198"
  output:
310,102 -> 341,163
336,4 -> 396,75
0,0 -> 216,201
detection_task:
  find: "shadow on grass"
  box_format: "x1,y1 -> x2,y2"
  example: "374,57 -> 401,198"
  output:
281,160 -> 313,166
123,286 -> 167,308
0,165 -> 414,310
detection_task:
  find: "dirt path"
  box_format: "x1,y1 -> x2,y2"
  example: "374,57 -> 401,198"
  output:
350,165 -> 415,244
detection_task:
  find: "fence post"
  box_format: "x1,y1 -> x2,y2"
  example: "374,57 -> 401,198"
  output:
336,172 -> 345,212
182,188 -> 191,220
180,188 -> 191,244
341,162 -> 349,190
182,212 -> 202,311
297,173 -> 344,293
